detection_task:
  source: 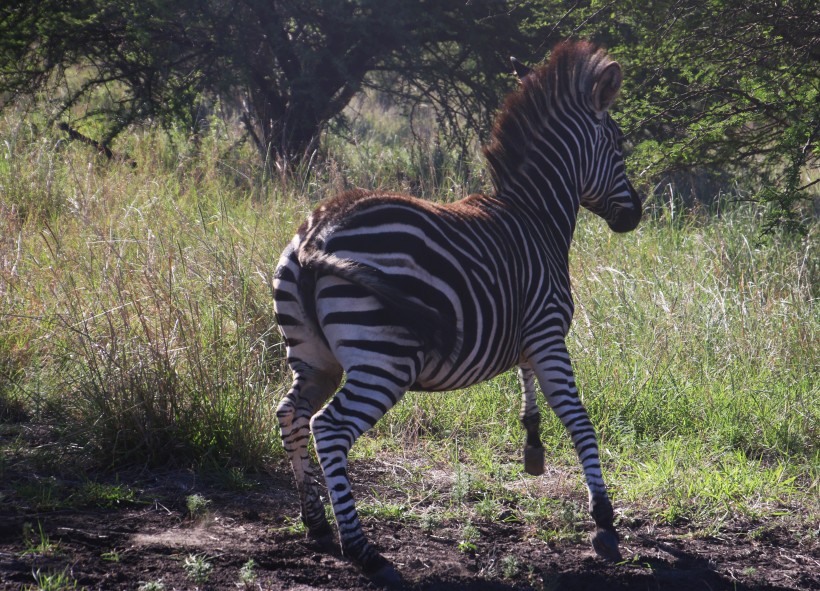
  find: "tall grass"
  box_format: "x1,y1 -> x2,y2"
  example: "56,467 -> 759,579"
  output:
0,95 -> 817,533
0,97 -> 480,468
0,107 -> 294,467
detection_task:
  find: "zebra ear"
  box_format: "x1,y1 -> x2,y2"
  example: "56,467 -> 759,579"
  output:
511,57 -> 532,81
591,61 -> 622,113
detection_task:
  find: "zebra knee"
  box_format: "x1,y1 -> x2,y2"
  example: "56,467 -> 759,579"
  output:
310,405 -> 349,452
309,404 -> 330,433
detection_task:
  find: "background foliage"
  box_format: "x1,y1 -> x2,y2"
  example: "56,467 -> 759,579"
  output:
1,1 -> 818,223
0,0 -> 532,164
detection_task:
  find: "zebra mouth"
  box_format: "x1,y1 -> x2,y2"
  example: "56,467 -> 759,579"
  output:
606,202 -> 642,233
606,180 -> 643,233
608,216 -> 639,232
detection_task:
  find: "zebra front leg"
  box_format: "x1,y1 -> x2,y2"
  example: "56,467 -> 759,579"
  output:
276,367 -> 341,544
310,368 -> 409,586
529,344 -> 621,561
518,365 -> 545,476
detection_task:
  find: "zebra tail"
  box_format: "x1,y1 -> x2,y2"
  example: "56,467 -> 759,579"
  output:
298,250 -> 459,359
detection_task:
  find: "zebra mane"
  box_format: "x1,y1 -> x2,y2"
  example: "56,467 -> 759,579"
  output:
483,40 -> 615,192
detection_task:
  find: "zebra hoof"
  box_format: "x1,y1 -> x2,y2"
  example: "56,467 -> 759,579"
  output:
523,445 -> 545,476
591,528 -> 622,562
306,522 -> 337,553
309,532 -> 337,553
365,560 -> 402,587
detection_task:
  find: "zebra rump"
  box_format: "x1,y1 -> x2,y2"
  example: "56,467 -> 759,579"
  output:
295,223 -> 459,357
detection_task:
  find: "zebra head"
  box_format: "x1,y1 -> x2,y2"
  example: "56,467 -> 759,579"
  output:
576,48 -> 642,233
495,43 -> 643,235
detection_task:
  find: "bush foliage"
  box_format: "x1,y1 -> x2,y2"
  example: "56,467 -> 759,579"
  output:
0,1 -> 817,223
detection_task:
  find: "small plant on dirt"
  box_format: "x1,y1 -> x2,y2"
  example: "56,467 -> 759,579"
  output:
475,496 -> 498,520
137,581 -> 165,591
237,558 -> 257,589
80,481 -> 136,508
451,467 -> 472,506
221,466 -> 255,491
532,499 -> 587,545
25,568 -> 78,590
420,511 -> 442,533
21,521 -> 59,557
186,494 -> 211,520
360,497 -> 407,520
183,553 -> 213,585
501,555 -> 521,579
273,514 -> 307,536
14,479 -> 65,511
457,522 -> 480,553
620,553 -> 652,569
554,500 -> 585,530
100,550 -> 120,562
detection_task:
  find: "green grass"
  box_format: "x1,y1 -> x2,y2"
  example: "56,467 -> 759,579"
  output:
362,207 -> 818,531
182,553 -> 213,585
0,94 -> 817,541
237,558 -> 258,590
347,179 -> 817,528
20,521 -> 60,557
185,493 -> 211,520
25,568 -> 80,591
1,106 -> 290,468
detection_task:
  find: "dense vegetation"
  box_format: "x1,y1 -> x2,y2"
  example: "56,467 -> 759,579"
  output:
0,94 -> 817,538
0,0 -> 532,162
2,0 -> 818,225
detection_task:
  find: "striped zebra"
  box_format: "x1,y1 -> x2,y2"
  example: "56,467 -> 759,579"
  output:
273,40 -> 642,584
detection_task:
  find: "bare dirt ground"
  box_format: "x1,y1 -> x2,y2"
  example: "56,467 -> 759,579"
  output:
1,424 -> 818,590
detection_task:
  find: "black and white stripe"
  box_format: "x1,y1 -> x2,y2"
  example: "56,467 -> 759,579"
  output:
273,40 -> 641,582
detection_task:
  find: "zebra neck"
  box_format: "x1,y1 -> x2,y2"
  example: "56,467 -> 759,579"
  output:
496,160 -> 580,255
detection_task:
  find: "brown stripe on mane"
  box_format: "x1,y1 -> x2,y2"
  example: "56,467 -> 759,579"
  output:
482,40 -> 615,192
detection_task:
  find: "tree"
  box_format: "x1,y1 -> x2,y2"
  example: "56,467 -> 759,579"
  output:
625,0 -> 819,230
4,1 -> 815,228
0,0 -> 536,164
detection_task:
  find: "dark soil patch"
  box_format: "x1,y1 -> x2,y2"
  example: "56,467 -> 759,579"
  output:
1,424 -> 818,590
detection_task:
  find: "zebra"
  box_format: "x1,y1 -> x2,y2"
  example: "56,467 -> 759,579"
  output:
273,40 -> 642,585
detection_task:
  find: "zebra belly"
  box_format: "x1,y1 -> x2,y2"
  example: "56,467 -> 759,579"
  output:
412,353 -> 518,392
412,301 -> 522,392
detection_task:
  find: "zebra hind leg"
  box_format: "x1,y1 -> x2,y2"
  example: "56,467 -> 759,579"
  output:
310,366 -> 413,586
276,365 -> 342,545
518,365 -> 545,476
